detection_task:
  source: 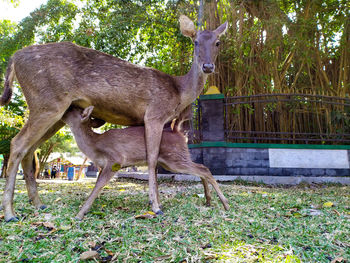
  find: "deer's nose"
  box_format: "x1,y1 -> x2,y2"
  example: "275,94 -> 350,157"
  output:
202,63 -> 214,73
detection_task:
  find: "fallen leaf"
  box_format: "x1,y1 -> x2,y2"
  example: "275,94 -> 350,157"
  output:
333,209 -> 341,216
31,221 -> 44,226
302,209 -> 322,216
44,213 -> 53,221
43,222 -> 55,229
91,211 -> 105,217
334,240 -> 350,248
135,211 -> 156,219
154,255 -> 171,261
292,212 -> 303,218
115,206 -> 129,211
201,243 -> 212,249
204,253 -> 218,260
331,257 -> 346,263
87,241 -> 96,248
80,250 -> 99,260
104,248 -> 114,256
323,202 -> 334,208
60,225 -> 71,231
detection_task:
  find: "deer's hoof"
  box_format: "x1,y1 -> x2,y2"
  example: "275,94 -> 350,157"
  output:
39,205 -> 47,210
74,216 -> 83,221
156,210 -> 164,215
6,216 -> 19,223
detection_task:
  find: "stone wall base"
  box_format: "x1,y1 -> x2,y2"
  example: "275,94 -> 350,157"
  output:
117,173 -> 350,185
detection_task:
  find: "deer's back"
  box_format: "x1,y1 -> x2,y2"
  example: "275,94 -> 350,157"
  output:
13,42 -> 181,126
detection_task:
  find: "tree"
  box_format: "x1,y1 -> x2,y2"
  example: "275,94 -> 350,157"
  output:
1,0 -> 348,148
37,128 -> 78,177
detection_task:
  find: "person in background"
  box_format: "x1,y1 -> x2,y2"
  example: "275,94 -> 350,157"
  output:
51,166 -> 57,179
44,169 -> 49,179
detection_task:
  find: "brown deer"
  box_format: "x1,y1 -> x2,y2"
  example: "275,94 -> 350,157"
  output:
61,106 -> 229,220
0,15 -> 227,222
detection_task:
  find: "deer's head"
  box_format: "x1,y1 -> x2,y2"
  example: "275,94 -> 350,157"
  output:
180,15 -> 227,74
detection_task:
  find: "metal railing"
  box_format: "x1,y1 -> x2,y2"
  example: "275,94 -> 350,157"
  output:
224,94 -> 350,144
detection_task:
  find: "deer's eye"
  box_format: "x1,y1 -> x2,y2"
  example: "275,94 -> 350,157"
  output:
216,41 -> 220,47
194,41 -> 199,46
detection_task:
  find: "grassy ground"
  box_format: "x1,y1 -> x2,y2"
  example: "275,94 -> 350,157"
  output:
0,178 -> 349,262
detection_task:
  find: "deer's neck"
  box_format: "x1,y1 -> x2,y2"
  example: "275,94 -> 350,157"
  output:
178,62 -> 208,105
69,124 -> 98,157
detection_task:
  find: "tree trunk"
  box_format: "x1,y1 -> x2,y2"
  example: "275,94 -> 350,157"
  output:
205,0 -> 220,89
76,156 -> 88,180
1,154 -> 9,178
38,143 -> 56,176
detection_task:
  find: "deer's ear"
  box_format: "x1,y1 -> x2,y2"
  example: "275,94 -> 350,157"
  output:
179,15 -> 196,38
214,21 -> 228,37
81,106 -> 94,123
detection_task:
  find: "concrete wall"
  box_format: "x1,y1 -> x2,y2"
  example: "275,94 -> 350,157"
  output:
189,146 -> 350,178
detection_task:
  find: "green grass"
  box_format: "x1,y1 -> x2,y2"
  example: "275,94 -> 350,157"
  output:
0,178 -> 349,262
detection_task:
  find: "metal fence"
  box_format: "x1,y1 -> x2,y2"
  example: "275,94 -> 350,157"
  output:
189,94 -> 350,145
225,94 -> 350,144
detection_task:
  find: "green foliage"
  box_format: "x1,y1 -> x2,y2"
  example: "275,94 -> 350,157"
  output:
0,105 -> 24,154
1,0 -> 349,148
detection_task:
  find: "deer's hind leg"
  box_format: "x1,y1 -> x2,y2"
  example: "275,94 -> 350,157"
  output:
185,163 -> 229,210
161,159 -> 229,211
200,177 -> 212,207
22,120 -> 65,210
2,108 -> 69,222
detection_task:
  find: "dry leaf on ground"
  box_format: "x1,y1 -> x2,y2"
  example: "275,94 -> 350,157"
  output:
331,257 -> 346,263
323,202 -> 334,208
135,211 -> 156,219
80,250 -> 99,260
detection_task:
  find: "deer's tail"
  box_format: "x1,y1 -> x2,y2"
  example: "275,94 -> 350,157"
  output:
0,58 -> 15,106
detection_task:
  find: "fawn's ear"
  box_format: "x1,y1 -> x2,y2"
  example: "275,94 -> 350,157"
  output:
179,15 -> 196,38
214,21 -> 228,37
81,106 -> 94,123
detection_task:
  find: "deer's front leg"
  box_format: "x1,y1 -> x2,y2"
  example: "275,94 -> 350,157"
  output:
144,119 -> 164,214
76,165 -> 116,220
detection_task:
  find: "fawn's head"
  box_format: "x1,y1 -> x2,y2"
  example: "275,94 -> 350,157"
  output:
62,106 -> 105,128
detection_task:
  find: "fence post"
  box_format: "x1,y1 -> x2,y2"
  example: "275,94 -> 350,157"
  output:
200,93 -> 225,141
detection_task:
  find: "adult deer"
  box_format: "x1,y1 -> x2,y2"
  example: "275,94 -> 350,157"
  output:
0,15 -> 227,222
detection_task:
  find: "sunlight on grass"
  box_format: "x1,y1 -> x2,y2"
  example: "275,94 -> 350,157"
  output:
209,241 -> 301,262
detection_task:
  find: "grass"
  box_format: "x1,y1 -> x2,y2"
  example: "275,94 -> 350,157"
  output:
0,178 -> 349,262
